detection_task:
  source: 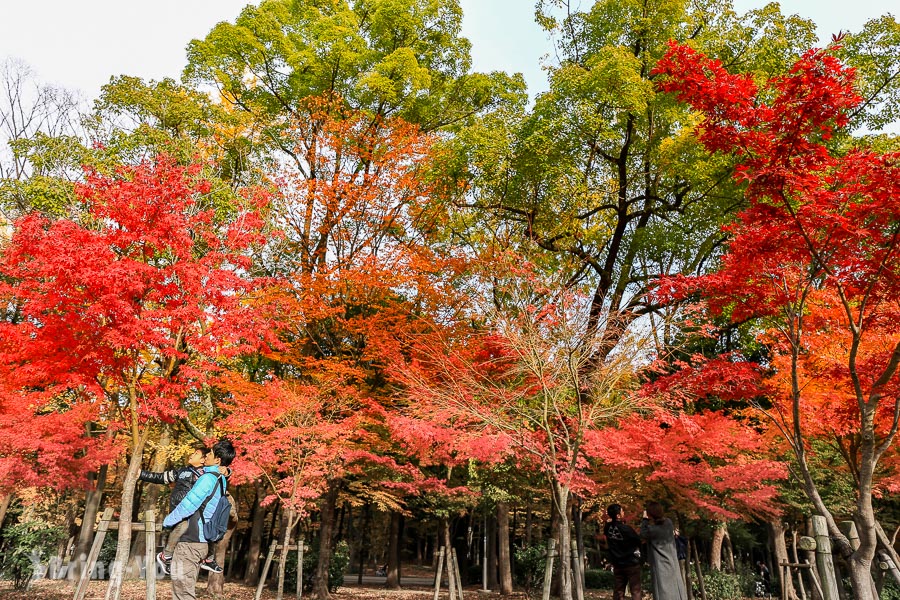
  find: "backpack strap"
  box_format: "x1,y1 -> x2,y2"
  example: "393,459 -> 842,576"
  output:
197,474 -> 225,519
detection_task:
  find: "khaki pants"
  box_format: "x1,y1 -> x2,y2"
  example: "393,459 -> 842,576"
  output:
165,521 -> 190,555
165,521 -> 215,558
171,542 -> 207,600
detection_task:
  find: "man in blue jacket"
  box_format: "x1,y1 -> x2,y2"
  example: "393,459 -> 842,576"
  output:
163,439 -> 234,600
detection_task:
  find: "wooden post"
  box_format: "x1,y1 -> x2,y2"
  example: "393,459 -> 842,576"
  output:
446,546 -> 458,600
878,551 -> 900,588
433,547 -> 445,600
277,512 -> 294,600
482,513 -> 489,592
542,538 -> 556,600
692,539 -> 707,600
74,508 -> 114,600
144,510 -> 156,600
571,540 -> 584,600
451,547 -> 464,599
297,541 -> 304,599
780,563 -> 788,600
838,522 -> 859,551
810,516 -> 840,600
255,543 -> 278,600
792,532 -> 808,600
804,560 -> 827,600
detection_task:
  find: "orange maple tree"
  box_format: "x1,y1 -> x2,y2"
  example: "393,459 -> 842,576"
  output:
216,96 -> 460,598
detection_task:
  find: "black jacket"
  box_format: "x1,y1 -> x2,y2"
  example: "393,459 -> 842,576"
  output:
604,520 -> 642,567
139,465 -> 204,510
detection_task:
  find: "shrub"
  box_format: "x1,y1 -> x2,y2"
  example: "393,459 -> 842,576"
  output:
514,543 -> 548,597
0,521 -> 65,589
881,581 -> 900,600
701,568 -> 754,600
584,568 -> 615,589
284,540 -> 350,593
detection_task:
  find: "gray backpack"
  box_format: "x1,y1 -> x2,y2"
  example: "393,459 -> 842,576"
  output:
197,474 -> 230,542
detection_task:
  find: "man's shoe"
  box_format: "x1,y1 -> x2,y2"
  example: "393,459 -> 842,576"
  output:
156,551 -> 172,576
200,557 -> 223,573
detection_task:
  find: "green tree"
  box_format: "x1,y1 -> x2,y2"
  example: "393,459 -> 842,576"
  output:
183,0 -> 524,141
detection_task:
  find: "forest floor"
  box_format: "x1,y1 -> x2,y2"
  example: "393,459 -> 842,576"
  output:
0,579 -> 617,599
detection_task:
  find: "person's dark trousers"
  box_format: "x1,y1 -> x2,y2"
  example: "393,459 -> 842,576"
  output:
613,563 -> 642,600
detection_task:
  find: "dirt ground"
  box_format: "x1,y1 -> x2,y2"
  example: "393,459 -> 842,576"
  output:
0,579 -> 616,599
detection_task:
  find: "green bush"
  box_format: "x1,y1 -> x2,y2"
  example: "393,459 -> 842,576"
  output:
584,568 -> 615,589
881,581 -> 900,600
514,543 -> 548,596
96,530 -> 117,579
0,521 -> 65,590
284,540 -> 350,593
701,568 -> 756,600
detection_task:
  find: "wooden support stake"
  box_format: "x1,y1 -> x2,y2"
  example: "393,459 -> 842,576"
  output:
571,540 -> 585,600
446,546 -> 458,600
144,510 -> 156,600
804,559 -> 826,600
541,538 -> 556,600
451,548 -> 464,599
691,539 -> 707,600
792,532 -> 808,600
255,543 -> 278,600
74,508 -> 114,600
810,516 -> 840,600
297,541 -> 304,599
433,547 -> 445,600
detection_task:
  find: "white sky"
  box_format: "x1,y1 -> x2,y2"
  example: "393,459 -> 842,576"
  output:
0,0 -> 896,103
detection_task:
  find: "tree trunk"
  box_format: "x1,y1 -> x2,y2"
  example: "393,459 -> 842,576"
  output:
574,496 -> 585,590
416,530 -> 423,568
130,428 -> 169,563
769,519 -> 798,600
847,461 -> 880,600
277,508 -> 295,600
497,501 -> 514,595
710,521 -> 726,571
312,479 -> 340,600
525,502 -> 533,547
386,511 -> 401,589
723,528 -> 735,572
554,482 -> 573,600
432,531 -> 439,568
105,430 -> 149,600
208,493 -> 239,597
487,508 -> 497,589
357,502 -> 370,584
244,480 -> 268,586
0,493 -> 12,530
73,464 -> 108,575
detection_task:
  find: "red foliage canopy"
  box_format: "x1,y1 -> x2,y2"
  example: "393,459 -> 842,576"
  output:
0,157 -> 273,490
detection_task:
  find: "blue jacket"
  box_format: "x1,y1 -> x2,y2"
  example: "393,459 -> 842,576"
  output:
162,465 -> 226,543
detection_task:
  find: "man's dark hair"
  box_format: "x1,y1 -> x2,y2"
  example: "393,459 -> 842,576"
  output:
646,501 -> 665,521
213,439 -> 235,467
193,443 -> 209,454
607,503 -> 622,520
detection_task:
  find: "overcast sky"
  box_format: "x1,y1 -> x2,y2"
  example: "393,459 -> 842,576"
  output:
0,0 -> 896,102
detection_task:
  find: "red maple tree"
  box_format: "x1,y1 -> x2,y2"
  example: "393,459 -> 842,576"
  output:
0,156 -> 273,599
654,41 -> 900,597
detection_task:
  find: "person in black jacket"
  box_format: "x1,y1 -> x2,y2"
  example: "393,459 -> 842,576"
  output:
604,504 -> 642,600
140,444 -> 229,576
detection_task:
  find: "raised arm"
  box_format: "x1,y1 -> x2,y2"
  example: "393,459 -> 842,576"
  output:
139,468 -> 179,485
